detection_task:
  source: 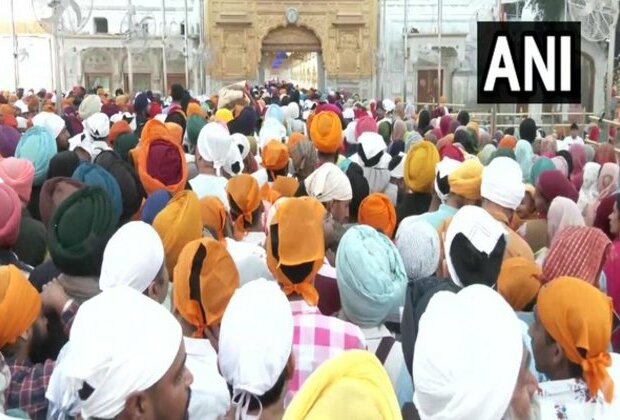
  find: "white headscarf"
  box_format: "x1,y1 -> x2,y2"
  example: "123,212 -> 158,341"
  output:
577,161 -> 601,211
110,112 -> 137,132
434,157 -> 462,203
232,133 -> 251,160
304,163 -> 353,203
444,206 -> 506,287
32,111 -> 66,138
84,112 -> 110,141
258,118 -> 286,149
218,279 -> 293,419
223,141 -> 245,177
197,122 -> 232,176
413,284 -> 523,420
395,218 -> 440,281
99,221 -> 164,293
481,156 -> 525,210
356,132 -> 387,165
58,286 -> 182,419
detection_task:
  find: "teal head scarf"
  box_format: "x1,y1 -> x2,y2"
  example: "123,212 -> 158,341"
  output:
186,115 -> 207,147
529,156 -> 556,185
478,144 -> 496,165
113,132 -> 138,162
72,162 -> 123,222
335,225 -> 407,328
15,126 -> 57,186
515,140 -> 534,182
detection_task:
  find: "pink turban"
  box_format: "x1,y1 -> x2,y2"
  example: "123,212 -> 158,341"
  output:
0,157 -> 35,204
0,183 -> 22,248
355,116 -> 378,139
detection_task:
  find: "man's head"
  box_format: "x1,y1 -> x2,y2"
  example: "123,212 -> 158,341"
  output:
570,122 -> 579,139
304,163 -> 353,224
481,156 -> 525,218
447,159 -> 483,207
99,221 -> 168,304
60,286 -> 192,420
171,84 -> 185,103
529,277 -> 613,402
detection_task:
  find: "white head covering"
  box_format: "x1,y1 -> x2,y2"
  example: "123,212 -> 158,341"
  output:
304,163 -> 353,203
344,120 -> 358,145
342,107 -> 355,120
59,286 -> 182,419
32,112 -> 66,138
434,157 -> 462,203
357,132 -> 387,165
481,156 -> 525,210
232,133 -> 251,160
110,112 -> 137,132
413,284 -> 523,420
577,161 -> 601,211
444,205 -> 506,287
258,118 -> 286,149
223,141 -> 245,177
218,279 -> 293,419
389,152 -> 406,179
99,221 -> 165,293
16,116 -> 28,130
395,218 -> 440,281
382,99 -> 396,113
197,122 -> 232,176
287,102 -> 300,120
78,95 -> 103,120
84,112 -> 110,141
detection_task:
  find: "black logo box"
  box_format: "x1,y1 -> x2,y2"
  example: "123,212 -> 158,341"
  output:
477,22 -> 581,104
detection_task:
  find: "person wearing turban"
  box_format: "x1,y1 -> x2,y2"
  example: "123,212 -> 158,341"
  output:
47,151 -> 80,179
219,279 -> 294,419
140,189 -> 172,225
15,126 -> 57,187
0,125 -> 21,158
290,140 -> 318,181
32,111 -> 71,151
113,132 -> 139,163
349,132 -> 392,198
341,161 -> 370,223
99,221 -> 168,303
227,106 -> 258,137
78,94 -> 102,120
214,108 -> 234,124
48,287 -> 192,420
94,151 -> 146,223
186,115 -> 207,150
444,205 -> 507,287
481,157 -> 534,261
200,196 -> 228,241
304,163 -> 352,224
0,183 -> 24,266
262,140 -> 289,181
414,285 -> 537,420
191,122 -> 231,208
284,350 -> 400,420
171,238 -> 237,419
72,162 -> 123,222
108,120 -> 132,146
310,111 -> 343,165
153,190 -> 202,277
0,158 -> 34,205
395,218 -> 441,282
226,174 -> 263,244
335,225 -> 411,406
397,140 -> 439,223
38,177 -> 83,227
530,277 -> 620,417
497,257 -> 542,311
266,197 -> 365,403
358,193 -> 397,238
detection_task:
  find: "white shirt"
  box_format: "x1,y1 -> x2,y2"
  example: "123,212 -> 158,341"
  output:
562,135 -> 584,147
184,337 -> 231,420
242,231 -> 267,248
189,174 -> 230,211
225,238 -> 273,285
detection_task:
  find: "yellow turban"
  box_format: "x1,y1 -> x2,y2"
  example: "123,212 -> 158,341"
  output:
0,265 -> 41,348
447,159 -> 483,201
215,108 -> 234,124
153,191 -> 203,276
284,350 -> 401,420
403,141 -> 440,193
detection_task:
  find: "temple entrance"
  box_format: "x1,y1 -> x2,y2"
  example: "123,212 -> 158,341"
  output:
259,26 -> 324,90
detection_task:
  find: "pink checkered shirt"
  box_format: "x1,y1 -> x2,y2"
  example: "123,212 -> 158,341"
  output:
285,300 -> 366,405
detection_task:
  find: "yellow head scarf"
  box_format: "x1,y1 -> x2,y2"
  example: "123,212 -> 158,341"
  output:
0,265 -> 42,348
404,141 -> 440,193
284,350 -> 401,420
153,191 -> 202,277
448,159 -> 484,201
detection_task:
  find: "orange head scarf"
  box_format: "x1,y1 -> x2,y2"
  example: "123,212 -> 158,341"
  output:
358,193 -> 397,238
173,238 -> 239,337
310,111 -> 343,154
226,174 -> 261,240
165,122 -> 183,145
497,257 -> 542,311
267,197 -> 325,306
272,176 -> 300,198
0,265 -> 42,348
200,197 -> 227,241
537,276 -> 614,402
262,140 -> 289,172
153,190 -> 202,276
287,132 -> 306,152
131,119 -> 188,196
498,135 -> 517,150
187,102 -> 206,118
108,120 -> 132,146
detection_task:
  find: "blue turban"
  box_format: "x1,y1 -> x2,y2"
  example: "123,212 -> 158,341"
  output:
515,140 -> 534,183
265,104 -> 285,124
15,126 -> 57,186
72,162 -> 123,221
140,189 -> 172,225
336,225 -> 407,328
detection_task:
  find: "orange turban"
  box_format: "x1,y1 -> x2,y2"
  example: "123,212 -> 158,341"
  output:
200,197 -> 227,241
537,277 -> 614,402
288,132 -> 306,152
404,141 -> 440,193
358,193 -> 397,238
0,265 -> 41,348
153,190 -> 202,276
497,257 -> 542,311
226,174 -> 261,241
310,111 -> 343,154
498,135 -> 517,150
187,102 -> 206,118
108,120 -> 132,146
261,140 -> 289,171
272,176 -> 300,198
267,197 -> 325,306
131,119 -> 188,196
165,122 -> 183,145
448,159 -> 483,201
173,238 -> 239,337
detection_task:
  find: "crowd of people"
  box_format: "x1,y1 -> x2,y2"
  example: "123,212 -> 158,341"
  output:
1,80 -> 620,419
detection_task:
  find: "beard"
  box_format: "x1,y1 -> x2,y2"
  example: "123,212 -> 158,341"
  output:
28,310 -> 69,363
